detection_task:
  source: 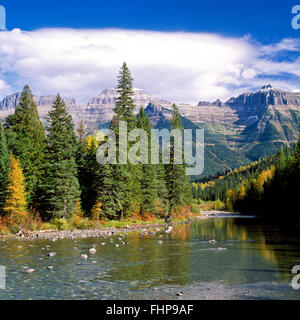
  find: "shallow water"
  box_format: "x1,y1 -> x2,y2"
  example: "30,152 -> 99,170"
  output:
0,216 -> 300,300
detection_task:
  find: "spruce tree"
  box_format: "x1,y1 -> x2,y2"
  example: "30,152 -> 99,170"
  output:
5,85 -> 46,206
80,136 -> 101,216
76,120 -> 86,144
136,107 -> 158,215
156,162 -> 169,215
41,95 -> 80,220
100,63 -> 140,220
164,104 -> 191,222
3,154 -> 28,225
114,62 -> 137,131
0,123 -> 10,212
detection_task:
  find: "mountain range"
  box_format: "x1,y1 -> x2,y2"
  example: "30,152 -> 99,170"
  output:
1,84 -> 300,178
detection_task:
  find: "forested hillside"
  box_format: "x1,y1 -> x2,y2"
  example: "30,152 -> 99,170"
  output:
193,139 -> 300,218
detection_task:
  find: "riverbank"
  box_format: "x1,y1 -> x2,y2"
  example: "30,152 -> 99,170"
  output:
0,211 -> 231,241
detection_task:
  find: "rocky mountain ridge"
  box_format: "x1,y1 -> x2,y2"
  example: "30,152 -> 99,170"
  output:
1,84 -> 300,177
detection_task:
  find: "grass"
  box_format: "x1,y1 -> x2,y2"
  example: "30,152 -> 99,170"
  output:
0,205 -> 202,235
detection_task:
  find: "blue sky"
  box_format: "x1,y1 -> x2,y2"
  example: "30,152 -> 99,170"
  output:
1,0 -> 298,42
0,0 -> 300,103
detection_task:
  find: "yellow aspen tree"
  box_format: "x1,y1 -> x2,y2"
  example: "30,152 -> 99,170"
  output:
91,201 -> 102,220
3,154 -> 28,225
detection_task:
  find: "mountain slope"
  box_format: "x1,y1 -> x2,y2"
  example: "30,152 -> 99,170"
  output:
1,84 -> 300,178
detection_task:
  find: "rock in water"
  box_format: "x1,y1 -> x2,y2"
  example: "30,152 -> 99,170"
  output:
48,252 -> 56,257
89,248 -> 97,254
81,254 -> 88,259
164,226 -> 173,234
25,268 -> 35,274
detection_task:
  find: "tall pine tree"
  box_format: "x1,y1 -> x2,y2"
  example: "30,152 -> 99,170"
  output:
164,104 -> 191,222
5,85 -> 46,207
80,136 -> 102,216
100,63 -> 140,220
136,107 -> 158,215
41,95 -> 80,220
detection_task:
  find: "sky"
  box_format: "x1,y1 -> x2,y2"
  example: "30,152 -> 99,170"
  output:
0,0 -> 300,104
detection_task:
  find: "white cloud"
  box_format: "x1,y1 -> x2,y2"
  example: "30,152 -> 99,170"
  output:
0,28 -> 299,104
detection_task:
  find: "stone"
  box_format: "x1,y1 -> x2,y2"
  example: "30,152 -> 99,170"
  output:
89,248 -> 97,254
25,268 -> 35,274
48,252 -> 56,257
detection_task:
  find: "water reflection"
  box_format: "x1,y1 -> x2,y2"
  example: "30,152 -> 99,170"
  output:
0,217 -> 300,300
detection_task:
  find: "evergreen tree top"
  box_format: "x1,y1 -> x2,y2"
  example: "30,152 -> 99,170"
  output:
171,104 -> 183,131
6,85 -> 42,132
114,62 -> 136,120
137,107 -> 151,133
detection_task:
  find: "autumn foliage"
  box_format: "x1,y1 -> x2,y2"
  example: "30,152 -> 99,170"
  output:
3,154 -> 28,225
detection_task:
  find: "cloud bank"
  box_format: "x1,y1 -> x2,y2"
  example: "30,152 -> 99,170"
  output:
0,28 -> 300,104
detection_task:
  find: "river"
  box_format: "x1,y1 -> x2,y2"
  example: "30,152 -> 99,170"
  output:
0,215 -> 300,300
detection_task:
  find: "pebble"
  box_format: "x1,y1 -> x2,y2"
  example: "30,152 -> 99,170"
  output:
48,252 -> 56,257
176,292 -> 184,297
164,226 -> 173,234
81,254 -> 88,259
25,268 -> 35,274
209,239 -> 216,244
89,248 -> 97,254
